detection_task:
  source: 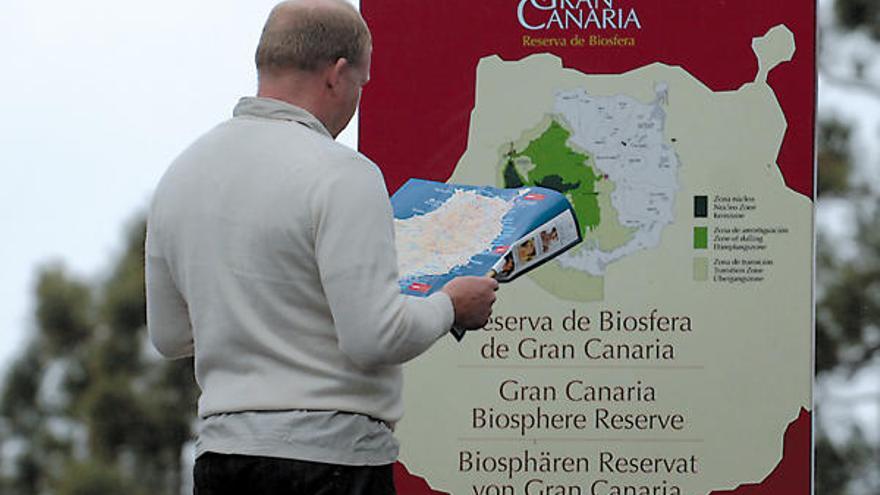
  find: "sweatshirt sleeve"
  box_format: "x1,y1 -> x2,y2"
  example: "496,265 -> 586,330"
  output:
145,223 -> 195,359
312,158 -> 454,369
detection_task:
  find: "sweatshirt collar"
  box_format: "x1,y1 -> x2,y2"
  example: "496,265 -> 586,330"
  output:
233,97 -> 332,139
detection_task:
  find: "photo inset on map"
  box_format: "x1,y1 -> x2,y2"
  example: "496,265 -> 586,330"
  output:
499,252 -> 515,278
540,226 -> 560,253
516,237 -> 537,264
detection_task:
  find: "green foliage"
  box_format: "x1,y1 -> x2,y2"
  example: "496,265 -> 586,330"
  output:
835,0 -> 880,39
815,421 -> 878,495
35,265 -> 93,354
0,344 -> 44,430
100,220 -> 147,334
817,205 -> 880,374
54,461 -> 142,495
815,431 -> 852,495
0,216 -> 198,495
816,118 -> 853,198
814,2 -> 880,488
11,450 -> 42,495
80,377 -> 146,461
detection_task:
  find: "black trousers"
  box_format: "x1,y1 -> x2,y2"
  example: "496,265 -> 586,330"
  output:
194,452 -> 396,495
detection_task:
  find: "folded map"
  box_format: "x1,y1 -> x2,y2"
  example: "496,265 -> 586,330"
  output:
391,179 -> 582,339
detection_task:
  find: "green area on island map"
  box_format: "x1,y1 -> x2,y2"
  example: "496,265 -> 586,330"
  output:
503,119 -> 601,236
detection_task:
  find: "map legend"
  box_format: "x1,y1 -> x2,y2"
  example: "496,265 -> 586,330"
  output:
694,226 -> 708,249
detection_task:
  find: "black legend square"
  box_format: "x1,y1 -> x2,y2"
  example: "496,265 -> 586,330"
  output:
694,195 -> 708,218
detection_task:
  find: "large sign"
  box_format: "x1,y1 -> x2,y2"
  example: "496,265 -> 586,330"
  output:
361,2 -> 815,494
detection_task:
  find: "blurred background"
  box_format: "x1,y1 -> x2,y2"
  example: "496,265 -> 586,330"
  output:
0,0 -> 877,494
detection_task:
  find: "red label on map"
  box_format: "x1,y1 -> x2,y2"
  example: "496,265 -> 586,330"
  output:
407,283 -> 432,293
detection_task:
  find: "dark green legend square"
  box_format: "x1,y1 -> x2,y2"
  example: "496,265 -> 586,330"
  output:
694,227 -> 708,249
694,195 -> 708,218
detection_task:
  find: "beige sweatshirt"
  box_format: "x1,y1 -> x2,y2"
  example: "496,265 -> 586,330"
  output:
146,97 -> 453,422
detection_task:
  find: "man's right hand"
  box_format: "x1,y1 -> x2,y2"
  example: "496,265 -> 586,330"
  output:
441,276 -> 499,330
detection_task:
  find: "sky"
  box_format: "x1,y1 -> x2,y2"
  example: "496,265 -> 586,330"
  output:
0,0 -> 359,373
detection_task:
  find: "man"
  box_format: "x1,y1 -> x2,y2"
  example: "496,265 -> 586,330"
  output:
145,0 -> 498,493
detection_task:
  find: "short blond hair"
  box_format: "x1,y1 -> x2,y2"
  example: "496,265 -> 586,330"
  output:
255,0 -> 371,73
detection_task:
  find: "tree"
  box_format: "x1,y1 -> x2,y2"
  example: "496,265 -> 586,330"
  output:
815,0 -> 880,493
0,219 -> 198,495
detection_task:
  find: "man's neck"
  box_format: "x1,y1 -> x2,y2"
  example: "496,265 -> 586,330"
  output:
257,72 -> 333,135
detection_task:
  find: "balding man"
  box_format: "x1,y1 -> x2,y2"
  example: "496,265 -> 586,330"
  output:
145,0 -> 497,493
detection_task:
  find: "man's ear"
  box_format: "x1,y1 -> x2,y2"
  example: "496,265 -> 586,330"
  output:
325,58 -> 350,91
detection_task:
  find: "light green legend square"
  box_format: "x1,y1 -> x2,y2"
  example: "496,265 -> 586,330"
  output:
693,257 -> 709,282
694,226 -> 708,249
